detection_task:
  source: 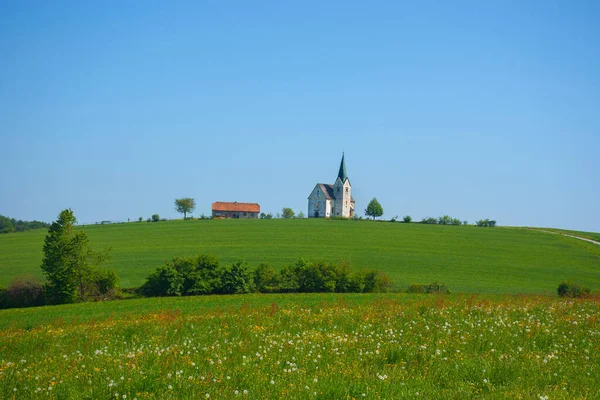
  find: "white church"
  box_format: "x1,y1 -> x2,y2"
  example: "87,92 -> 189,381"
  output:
307,154 -> 355,218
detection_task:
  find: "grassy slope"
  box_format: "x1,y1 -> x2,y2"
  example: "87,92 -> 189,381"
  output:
526,227 -> 600,242
0,219 -> 599,293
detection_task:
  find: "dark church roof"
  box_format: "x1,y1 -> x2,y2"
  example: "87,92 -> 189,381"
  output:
318,184 -> 335,199
316,183 -> 354,202
337,153 -> 348,182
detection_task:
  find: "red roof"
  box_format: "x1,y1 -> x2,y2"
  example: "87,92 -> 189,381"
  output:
212,202 -> 260,213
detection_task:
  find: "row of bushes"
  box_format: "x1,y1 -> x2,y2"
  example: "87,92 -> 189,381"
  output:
141,256 -> 393,297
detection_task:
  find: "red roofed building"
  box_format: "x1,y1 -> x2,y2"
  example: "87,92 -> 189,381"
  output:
211,202 -> 260,219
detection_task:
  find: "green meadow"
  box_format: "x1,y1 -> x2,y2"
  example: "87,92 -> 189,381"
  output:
1,219 -> 599,294
1,293 -> 599,399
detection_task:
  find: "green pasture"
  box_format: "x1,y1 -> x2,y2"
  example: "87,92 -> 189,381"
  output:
0,219 -> 599,293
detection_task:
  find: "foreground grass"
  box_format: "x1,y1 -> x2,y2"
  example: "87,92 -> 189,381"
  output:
1,220 -> 599,294
0,294 -> 598,399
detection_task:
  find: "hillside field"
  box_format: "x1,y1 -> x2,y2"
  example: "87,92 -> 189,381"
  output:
1,219 -> 599,293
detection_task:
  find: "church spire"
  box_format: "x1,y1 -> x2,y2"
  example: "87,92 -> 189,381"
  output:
337,153 -> 348,182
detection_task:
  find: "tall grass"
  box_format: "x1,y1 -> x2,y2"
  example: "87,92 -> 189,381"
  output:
0,294 -> 598,399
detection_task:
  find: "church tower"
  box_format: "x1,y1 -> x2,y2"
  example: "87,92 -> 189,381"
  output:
333,153 -> 353,218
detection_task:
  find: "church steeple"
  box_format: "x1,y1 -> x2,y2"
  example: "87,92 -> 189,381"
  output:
337,153 -> 348,182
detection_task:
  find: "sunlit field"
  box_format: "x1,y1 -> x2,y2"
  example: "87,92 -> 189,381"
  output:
1,293 -> 598,399
1,219 -> 599,293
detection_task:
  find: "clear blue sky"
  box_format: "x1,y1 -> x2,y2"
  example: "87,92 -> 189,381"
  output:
1,1 -> 599,231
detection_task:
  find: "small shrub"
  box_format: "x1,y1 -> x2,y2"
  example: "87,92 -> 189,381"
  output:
219,260 -> 255,294
279,264 -> 301,293
7,276 -> 45,308
476,219 -> 497,227
0,287 -> 10,309
83,268 -> 120,301
363,270 -> 392,293
557,281 -> 590,298
254,263 -> 280,293
408,281 -> 450,294
141,265 -> 182,296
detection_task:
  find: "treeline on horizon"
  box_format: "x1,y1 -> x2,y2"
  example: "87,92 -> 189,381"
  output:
0,215 -> 49,234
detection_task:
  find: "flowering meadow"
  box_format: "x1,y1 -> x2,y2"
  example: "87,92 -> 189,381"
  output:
0,294 -> 599,399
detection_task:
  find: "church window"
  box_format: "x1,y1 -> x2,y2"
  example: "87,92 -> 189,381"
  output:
345,187 -> 348,193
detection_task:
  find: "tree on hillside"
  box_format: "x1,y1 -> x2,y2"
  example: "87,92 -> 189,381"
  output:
0,215 -> 14,233
365,198 -> 384,220
175,197 -> 196,219
438,215 -> 452,225
41,209 -> 114,304
282,208 -> 295,219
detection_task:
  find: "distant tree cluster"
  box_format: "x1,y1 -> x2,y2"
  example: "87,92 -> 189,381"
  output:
260,212 -> 273,219
476,219 -> 497,227
282,208 -> 295,219
420,216 -> 466,225
140,255 -> 392,297
0,215 -> 49,234
278,208 -> 305,219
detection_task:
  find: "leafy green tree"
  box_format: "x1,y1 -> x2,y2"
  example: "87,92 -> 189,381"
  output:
476,219 -> 496,227
254,263 -> 280,293
175,198 -> 196,219
282,208 -> 295,219
41,209 -> 112,304
0,215 -> 14,233
141,265 -> 183,296
403,215 -> 412,223
219,260 -> 255,294
152,214 -> 160,222
297,211 -> 305,219
365,198 -> 384,220
438,215 -> 452,225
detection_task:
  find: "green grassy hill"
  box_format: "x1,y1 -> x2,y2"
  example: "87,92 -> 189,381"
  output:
1,219 -> 599,293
